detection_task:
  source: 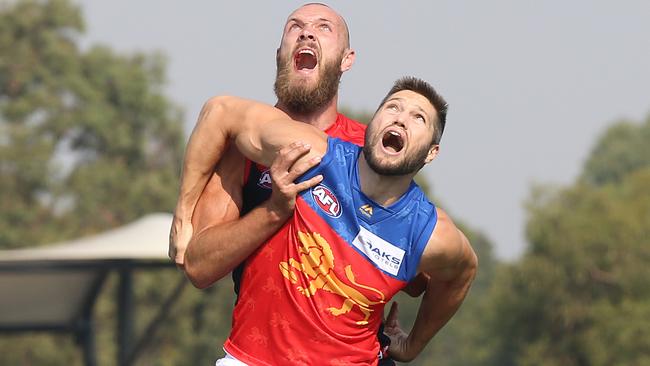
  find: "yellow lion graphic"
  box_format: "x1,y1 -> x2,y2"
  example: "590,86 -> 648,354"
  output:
279,231 -> 385,325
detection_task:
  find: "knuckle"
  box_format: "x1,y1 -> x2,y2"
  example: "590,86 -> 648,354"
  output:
294,165 -> 307,173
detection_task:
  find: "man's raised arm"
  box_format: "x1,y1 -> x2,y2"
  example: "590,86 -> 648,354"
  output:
169,96 -> 327,266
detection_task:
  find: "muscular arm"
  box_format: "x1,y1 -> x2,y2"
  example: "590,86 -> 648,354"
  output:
184,141 -> 322,288
184,143 -> 258,288
386,208 -> 478,362
169,96 -> 327,269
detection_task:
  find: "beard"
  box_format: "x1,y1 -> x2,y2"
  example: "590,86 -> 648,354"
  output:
362,128 -> 431,176
274,51 -> 343,115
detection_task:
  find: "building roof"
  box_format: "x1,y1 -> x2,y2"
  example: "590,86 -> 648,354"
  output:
0,213 -> 175,330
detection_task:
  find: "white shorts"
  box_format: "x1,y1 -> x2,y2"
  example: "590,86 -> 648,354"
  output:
215,350 -> 248,366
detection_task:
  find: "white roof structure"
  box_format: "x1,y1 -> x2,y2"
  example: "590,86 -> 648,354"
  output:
0,212 -> 173,262
0,213 -> 182,366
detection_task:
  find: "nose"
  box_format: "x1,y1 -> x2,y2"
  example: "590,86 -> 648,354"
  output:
298,28 -> 316,42
392,113 -> 408,129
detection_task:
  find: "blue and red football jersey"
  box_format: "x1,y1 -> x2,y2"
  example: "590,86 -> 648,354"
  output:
224,138 -> 437,365
233,113 -> 366,296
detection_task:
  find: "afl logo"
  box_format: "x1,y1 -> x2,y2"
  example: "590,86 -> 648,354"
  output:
311,184 -> 342,218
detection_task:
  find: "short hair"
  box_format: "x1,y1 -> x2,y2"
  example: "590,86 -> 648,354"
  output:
378,77 -> 448,145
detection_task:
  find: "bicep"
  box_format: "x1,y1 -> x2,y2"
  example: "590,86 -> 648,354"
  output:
418,209 -> 477,284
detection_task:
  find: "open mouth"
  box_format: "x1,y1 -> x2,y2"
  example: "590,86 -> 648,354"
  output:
294,49 -> 317,71
382,130 -> 404,153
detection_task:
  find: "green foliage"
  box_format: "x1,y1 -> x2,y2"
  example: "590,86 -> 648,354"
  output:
92,272 -> 235,366
5,1 -> 648,365
478,117 -> 650,366
0,0 -> 188,364
393,222 -> 499,366
581,114 -> 650,186
0,333 -> 79,365
0,0 -> 184,249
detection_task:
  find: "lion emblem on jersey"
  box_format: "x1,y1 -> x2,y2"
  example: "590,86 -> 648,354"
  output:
279,231 -> 385,325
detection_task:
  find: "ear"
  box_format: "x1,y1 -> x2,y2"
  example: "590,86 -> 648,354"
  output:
340,49 -> 356,72
424,145 -> 439,164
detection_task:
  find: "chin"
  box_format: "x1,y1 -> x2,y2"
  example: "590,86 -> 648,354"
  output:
292,72 -> 319,84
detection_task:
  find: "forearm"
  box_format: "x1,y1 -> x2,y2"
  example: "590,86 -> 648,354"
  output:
184,201 -> 290,289
174,99 -> 231,223
410,285 -> 462,353
404,270 -> 476,360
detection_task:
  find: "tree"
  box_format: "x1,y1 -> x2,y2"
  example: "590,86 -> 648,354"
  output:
0,0 -> 184,249
581,114 -> 650,186
478,116 -> 650,366
0,1 -> 193,364
0,3 -> 508,363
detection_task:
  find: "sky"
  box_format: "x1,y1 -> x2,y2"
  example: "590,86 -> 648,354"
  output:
75,0 -> 650,260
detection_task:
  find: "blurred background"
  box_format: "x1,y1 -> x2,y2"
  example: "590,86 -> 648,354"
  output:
1,0 -> 649,365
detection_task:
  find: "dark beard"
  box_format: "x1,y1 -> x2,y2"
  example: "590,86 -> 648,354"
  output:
362,133 -> 430,176
274,53 -> 343,115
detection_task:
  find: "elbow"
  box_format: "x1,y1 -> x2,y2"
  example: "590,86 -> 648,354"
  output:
187,278 -> 211,290
203,95 -> 235,118
461,235 -> 479,281
468,247 -> 479,279
184,252 -> 229,290
184,261 -> 212,290
184,252 -> 218,290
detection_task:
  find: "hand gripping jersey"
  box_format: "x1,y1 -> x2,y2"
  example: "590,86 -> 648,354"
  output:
224,138 -> 438,366
233,113 -> 366,296
240,113 -> 366,215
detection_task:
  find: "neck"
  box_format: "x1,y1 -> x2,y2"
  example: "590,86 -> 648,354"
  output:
357,153 -> 415,207
275,94 -> 340,131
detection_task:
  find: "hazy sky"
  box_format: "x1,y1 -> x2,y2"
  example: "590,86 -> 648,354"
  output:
76,0 -> 650,260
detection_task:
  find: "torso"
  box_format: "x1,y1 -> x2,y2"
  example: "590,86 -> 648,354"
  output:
233,114 -> 367,295
225,138 -> 438,365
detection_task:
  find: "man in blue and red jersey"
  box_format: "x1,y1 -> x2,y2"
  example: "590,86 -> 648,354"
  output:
169,3 -> 398,364
174,76 -> 478,365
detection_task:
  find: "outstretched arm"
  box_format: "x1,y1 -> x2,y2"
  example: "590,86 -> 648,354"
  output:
385,208 -> 478,362
169,96 -> 327,266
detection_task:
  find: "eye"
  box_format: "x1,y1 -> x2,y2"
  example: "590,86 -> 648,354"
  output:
415,114 -> 426,123
288,23 -> 301,31
385,103 -> 399,112
319,24 -> 332,32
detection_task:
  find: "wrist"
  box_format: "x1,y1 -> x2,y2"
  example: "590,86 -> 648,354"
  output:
264,200 -> 292,224
404,332 -> 426,361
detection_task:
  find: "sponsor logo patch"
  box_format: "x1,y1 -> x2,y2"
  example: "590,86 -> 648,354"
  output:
311,184 -> 342,218
359,204 -> 373,217
352,226 -> 404,276
257,169 -> 272,189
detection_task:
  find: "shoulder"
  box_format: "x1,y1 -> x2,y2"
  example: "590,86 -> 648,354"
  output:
338,113 -> 367,129
321,137 -> 361,168
419,207 -> 478,281
204,95 -> 288,121
328,113 -> 367,146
